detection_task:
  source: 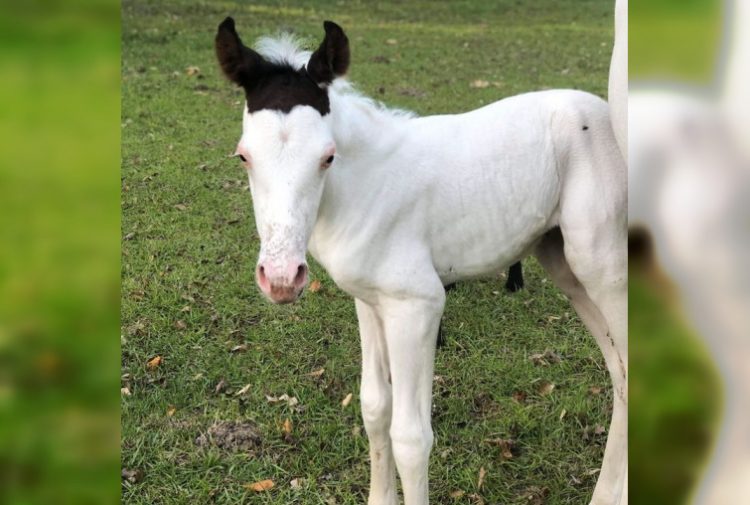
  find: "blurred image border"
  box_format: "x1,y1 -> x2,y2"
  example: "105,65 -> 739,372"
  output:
0,0 -> 121,503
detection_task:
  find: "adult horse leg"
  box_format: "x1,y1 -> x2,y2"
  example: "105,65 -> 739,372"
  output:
558,177 -> 627,505
380,281 -> 445,505
356,299 -> 398,505
536,224 -> 627,505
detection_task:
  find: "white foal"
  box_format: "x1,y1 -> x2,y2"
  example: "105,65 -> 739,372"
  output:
215,18 -> 627,505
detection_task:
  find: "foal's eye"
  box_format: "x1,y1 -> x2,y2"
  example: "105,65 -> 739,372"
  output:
321,149 -> 335,169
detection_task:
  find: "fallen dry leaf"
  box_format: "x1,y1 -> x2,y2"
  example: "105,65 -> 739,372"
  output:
468,493 -> 485,505
121,386 -> 131,396
470,79 -> 490,89
512,390 -> 527,403
121,468 -> 144,484
537,381 -> 555,396
341,392 -> 353,407
146,356 -> 162,369
230,344 -> 248,353
386,38 -> 398,45
174,320 -> 187,330
282,418 -> 292,435
214,379 -> 227,394
166,405 -> 176,417
244,479 -> 274,492
477,466 -> 487,490
308,280 -> 322,293
290,477 -> 304,489
530,349 -> 562,366
180,305 -> 191,313
174,203 -> 188,211
185,66 -> 201,76
450,490 -> 465,499
266,394 -> 299,407
306,367 -> 325,378
485,438 -> 515,460
589,386 -> 602,396
559,408 -> 567,421
235,384 -> 251,396
583,425 -> 607,441
520,486 -> 550,505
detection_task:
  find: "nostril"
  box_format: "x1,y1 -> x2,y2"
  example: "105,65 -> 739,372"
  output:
294,264 -> 308,286
257,265 -> 267,284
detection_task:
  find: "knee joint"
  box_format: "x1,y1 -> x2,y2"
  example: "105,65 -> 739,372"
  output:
361,392 -> 391,429
390,424 -> 433,461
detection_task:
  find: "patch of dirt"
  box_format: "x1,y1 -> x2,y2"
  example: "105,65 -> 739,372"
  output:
519,486 -> 549,505
471,392 -> 502,418
396,86 -> 427,98
195,420 -> 262,453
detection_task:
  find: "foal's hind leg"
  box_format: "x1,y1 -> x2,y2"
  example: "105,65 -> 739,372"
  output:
535,226 -> 627,505
505,261 -> 524,292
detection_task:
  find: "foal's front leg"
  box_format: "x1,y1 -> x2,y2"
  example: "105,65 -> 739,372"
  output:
356,299 -> 397,505
380,293 -> 445,505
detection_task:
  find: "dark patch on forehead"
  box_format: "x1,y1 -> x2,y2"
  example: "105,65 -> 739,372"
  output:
244,62 -> 330,115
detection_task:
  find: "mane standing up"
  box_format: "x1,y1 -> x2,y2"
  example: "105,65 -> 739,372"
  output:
215,18 -> 627,505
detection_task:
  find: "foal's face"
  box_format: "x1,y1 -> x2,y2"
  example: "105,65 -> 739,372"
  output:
236,107 -> 335,303
215,17 -> 349,303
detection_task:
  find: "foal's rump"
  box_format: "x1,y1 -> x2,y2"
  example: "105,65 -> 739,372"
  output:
419,89 -> 615,284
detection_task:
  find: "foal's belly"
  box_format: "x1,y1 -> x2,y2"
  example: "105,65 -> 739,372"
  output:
430,217 -> 552,285
425,154 -> 561,284
430,202 -> 558,285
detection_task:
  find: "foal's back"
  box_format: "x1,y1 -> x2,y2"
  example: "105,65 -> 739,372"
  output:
396,89 -> 615,283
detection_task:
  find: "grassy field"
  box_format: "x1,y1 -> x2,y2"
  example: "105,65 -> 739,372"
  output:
121,1 -> 615,503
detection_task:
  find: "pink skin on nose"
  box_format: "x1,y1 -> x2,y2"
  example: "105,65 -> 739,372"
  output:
256,261 -> 309,304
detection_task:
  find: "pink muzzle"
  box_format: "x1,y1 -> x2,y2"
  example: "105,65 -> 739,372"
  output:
256,261 -> 308,304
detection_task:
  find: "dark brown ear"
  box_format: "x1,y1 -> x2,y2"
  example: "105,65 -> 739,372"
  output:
306,21 -> 350,85
215,17 -> 265,87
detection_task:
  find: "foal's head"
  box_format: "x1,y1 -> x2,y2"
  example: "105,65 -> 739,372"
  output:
215,17 -> 349,303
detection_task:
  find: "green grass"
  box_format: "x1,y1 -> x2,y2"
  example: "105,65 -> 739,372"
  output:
629,268 -> 721,505
121,1 -> 614,503
1,1 -> 120,504
630,0 -> 722,82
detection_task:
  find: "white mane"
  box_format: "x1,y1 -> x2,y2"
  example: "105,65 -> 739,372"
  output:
254,34 -> 415,122
255,33 -> 311,69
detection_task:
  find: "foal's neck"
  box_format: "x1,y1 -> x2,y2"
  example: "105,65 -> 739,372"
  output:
328,82 -> 412,161
310,84 -> 412,255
